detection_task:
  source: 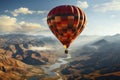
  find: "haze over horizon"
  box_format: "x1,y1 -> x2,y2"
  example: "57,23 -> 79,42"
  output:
0,0 -> 120,36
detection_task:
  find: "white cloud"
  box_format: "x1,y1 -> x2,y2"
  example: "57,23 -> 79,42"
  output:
18,21 -> 46,32
5,7 -> 47,16
17,21 -> 47,34
0,15 -> 17,32
93,0 -> 120,12
111,15 -> 116,18
77,1 -> 89,9
37,11 -> 47,14
0,15 -> 47,34
4,10 -> 9,13
42,17 -> 47,25
12,7 -> 34,16
30,46 -> 53,51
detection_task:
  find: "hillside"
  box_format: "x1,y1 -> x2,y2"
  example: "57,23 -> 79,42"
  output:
0,34 -> 59,64
0,49 -> 44,80
60,34 -> 120,80
0,34 -> 59,80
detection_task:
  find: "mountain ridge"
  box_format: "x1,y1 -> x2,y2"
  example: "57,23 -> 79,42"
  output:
59,34 -> 120,80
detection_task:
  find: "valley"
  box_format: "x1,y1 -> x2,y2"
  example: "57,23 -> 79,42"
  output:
0,34 -> 120,80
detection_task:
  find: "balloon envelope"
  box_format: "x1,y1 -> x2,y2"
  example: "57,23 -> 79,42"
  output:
47,5 -> 87,49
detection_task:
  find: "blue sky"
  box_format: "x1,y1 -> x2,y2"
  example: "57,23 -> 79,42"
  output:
0,0 -> 120,35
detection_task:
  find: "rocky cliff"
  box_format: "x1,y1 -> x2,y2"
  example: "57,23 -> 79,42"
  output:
0,48 -> 45,80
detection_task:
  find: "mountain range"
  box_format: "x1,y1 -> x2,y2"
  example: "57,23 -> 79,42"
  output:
0,34 -> 59,80
1,34 -> 120,80
60,34 -> 120,80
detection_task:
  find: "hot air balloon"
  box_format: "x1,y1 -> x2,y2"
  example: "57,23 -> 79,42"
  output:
47,5 -> 87,54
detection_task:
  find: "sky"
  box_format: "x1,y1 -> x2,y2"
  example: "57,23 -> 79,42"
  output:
0,0 -> 120,36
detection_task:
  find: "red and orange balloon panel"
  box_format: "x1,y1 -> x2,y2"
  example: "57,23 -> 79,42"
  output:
47,5 -> 87,54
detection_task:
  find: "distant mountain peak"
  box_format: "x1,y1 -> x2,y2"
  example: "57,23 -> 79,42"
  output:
113,33 -> 120,37
92,39 -> 108,46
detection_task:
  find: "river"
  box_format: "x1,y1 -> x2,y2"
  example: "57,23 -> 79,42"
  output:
49,53 -> 71,70
43,54 -> 71,75
28,54 -> 71,80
